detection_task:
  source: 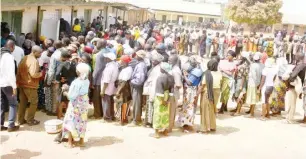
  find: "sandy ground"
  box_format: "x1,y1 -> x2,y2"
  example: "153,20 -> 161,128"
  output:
1,96 -> 306,159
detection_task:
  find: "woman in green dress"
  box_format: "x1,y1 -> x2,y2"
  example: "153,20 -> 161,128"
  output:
152,62 -> 174,138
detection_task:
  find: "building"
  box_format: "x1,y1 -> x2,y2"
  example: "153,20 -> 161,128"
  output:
1,0 -> 152,39
273,0 -> 306,34
132,0 -> 221,25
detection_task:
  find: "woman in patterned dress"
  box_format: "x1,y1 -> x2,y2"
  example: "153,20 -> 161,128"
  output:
61,63 -> 90,148
177,56 -> 203,132
270,74 -> 289,116
152,62 -> 174,138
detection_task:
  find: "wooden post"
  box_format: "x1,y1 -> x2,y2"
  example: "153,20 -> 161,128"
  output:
36,6 -> 41,42
105,5 -> 108,29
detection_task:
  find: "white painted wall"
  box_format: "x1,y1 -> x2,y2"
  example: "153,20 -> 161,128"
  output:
2,5 -> 127,35
2,6 -> 38,34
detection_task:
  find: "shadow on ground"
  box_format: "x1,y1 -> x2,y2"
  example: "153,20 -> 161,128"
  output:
1,149 -> 41,159
214,125 -> 240,136
81,136 -> 123,150
1,135 -> 9,143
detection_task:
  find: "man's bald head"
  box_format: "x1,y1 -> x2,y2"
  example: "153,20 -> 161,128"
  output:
32,45 -> 43,59
5,40 -> 16,52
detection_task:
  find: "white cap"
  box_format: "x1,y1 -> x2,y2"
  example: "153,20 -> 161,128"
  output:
104,52 -> 116,61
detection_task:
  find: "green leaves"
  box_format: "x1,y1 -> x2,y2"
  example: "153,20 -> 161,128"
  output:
225,0 -> 283,25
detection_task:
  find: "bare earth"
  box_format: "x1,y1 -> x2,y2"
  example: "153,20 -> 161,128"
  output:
1,95 -> 305,159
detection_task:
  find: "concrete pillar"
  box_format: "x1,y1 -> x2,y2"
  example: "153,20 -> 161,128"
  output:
170,14 -> 173,23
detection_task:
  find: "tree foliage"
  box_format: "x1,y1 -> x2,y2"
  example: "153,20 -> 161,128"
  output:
225,0 -> 283,25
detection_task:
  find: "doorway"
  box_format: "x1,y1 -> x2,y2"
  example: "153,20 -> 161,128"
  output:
1,11 -> 23,36
84,9 -> 92,25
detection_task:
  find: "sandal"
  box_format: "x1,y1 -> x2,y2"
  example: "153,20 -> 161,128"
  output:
27,119 -> 40,126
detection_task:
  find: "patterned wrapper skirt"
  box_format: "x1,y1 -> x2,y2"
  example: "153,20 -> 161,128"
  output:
177,86 -> 197,127
270,79 -> 287,112
153,95 -> 170,131
220,76 -> 230,104
62,94 -> 89,140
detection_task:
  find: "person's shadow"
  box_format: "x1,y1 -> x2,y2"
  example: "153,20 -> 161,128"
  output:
1,149 -> 41,159
1,135 -> 9,143
81,136 -> 123,150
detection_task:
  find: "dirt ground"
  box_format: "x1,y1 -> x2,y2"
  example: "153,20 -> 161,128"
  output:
1,96 -> 305,159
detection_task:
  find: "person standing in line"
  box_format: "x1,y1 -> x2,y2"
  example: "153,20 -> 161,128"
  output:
206,33 -> 212,58
100,52 -> 119,122
46,41 -> 63,116
245,52 -> 264,118
152,62 -> 174,138
38,47 -> 55,113
232,52 -> 250,116
168,54 -> 183,132
61,63 -> 90,148
55,53 -> 78,119
199,30 -> 207,57
287,53 -> 306,123
114,55 -> 133,125
129,50 -> 147,126
0,40 -> 20,131
17,45 -> 43,126
92,39 -> 108,119
218,50 -> 237,114
179,29 -> 185,55
198,59 -> 220,134
258,58 -> 277,120
143,51 -> 164,127
177,56 -> 203,132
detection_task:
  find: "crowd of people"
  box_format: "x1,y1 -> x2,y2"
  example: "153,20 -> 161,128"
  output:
1,18 -> 306,148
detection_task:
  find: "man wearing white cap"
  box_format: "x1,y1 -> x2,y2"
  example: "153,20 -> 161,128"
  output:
100,52 -> 119,122
245,52 -> 264,117
129,50 -> 147,126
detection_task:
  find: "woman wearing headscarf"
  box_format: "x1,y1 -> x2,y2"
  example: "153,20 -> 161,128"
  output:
218,50 -> 237,114
197,59 -> 220,133
177,55 -> 203,132
245,52 -> 264,117
258,58 -> 277,120
143,50 -> 164,127
232,52 -> 250,116
114,55 -> 133,125
168,54 -> 183,132
269,58 -> 290,116
152,62 -> 174,138
61,63 -> 90,148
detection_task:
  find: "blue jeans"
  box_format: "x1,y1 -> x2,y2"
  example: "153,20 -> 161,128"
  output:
1,86 -> 18,128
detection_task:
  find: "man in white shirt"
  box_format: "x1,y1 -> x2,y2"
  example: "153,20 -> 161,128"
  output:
12,45 -> 24,67
0,40 -> 19,132
100,52 -> 119,121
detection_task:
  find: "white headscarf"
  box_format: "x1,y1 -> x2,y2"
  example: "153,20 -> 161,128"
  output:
76,63 -> 90,80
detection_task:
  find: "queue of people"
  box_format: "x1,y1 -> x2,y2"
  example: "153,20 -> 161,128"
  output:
1,19 -> 306,148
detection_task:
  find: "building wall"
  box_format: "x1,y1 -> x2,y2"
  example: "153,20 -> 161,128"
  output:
273,23 -> 306,35
1,6 -> 38,34
154,10 -> 220,24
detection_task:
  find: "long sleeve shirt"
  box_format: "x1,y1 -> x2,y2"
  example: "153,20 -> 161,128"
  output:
17,54 -> 42,89
0,50 -> 17,89
92,48 -> 109,85
47,50 -> 61,85
131,61 -> 147,87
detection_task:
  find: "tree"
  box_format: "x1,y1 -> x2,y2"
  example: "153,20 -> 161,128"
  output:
225,0 -> 283,26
